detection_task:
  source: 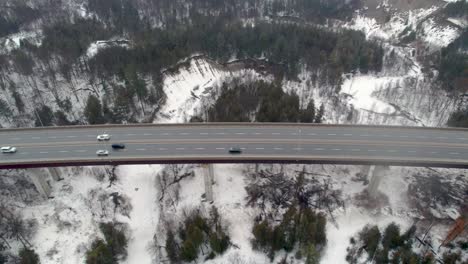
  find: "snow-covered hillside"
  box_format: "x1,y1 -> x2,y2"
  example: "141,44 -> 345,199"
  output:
0,0 -> 467,263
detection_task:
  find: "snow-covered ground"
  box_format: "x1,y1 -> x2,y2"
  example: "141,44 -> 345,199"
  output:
2,1 -> 466,263
346,6 -> 462,48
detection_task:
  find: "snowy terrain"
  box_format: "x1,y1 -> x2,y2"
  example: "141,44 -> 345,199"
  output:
0,0 -> 466,263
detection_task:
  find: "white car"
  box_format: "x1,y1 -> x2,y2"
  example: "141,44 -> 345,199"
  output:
1,146 -> 17,153
96,150 -> 109,156
97,134 -> 111,141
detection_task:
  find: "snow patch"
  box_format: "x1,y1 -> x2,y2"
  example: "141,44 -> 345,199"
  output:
421,18 -> 460,47
86,39 -> 130,58
341,75 -> 400,114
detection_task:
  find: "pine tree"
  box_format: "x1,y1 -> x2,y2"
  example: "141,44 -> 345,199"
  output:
305,244 -> 319,264
18,248 -> 40,264
314,104 -> 324,123
84,94 -> 105,124
165,229 -> 178,262
86,240 -> 114,264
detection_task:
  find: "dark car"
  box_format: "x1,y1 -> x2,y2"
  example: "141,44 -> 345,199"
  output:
111,143 -> 126,149
229,147 -> 242,154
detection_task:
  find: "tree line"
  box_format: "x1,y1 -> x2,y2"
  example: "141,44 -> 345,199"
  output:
86,222 -> 128,264
346,223 -> 466,264
88,19 -> 383,84
252,206 -> 326,263
443,30 -> 468,128
165,207 -> 230,263
198,81 -> 324,123
0,3 -> 39,38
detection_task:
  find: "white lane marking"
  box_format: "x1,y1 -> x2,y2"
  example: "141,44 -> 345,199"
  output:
67,136 -> 76,138
255,148 -> 265,150
176,148 -> 185,150
159,148 -> 167,151
368,150 -> 377,152
359,134 -> 369,137
127,134 -> 137,136
216,148 -> 225,150
308,133 -> 316,136
179,132 -> 190,135
40,151 -> 48,154
430,151 -> 438,154
240,147 -> 247,150
12,137 -> 21,140
252,132 -> 262,135
32,137 -> 40,139
291,133 -> 298,136
382,134 -> 390,137
200,132 -> 209,135
144,133 -> 153,136
314,148 -> 324,151
161,133 -> 170,135
59,150 -> 69,153
48,136 -> 57,139
272,132 -> 281,135
351,149 -> 361,151
293,147 -> 303,150
20,152 -> 29,155
437,136 -> 448,139
343,134 -> 352,136
399,135 -> 409,138
416,136 -> 427,139
216,133 -> 225,135
449,152 -> 459,155
457,138 -> 467,140
332,148 -> 341,151
236,133 -> 245,135
408,150 -> 417,153
195,147 -> 205,150
75,150 -> 87,153
86,135 -> 95,137
274,147 -> 283,150
387,150 -> 397,153
327,133 -> 336,136
136,148 -> 146,151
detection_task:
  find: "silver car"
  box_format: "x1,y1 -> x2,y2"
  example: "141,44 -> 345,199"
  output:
1,146 -> 17,153
97,134 -> 111,141
96,150 -> 109,156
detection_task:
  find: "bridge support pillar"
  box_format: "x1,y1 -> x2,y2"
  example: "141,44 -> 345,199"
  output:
28,168 -> 53,198
203,164 -> 214,203
367,166 -> 384,198
255,164 -> 259,173
47,168 -> 63,181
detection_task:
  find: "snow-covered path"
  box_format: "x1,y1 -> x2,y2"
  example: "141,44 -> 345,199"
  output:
118,165 -> 161,264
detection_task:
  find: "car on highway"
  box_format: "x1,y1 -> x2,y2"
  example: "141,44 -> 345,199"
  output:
96,150 -> 109,156
229,147 -> 242,154
111,143 -> 125,149
1,146 -> 16,153
97,134 -> 111,141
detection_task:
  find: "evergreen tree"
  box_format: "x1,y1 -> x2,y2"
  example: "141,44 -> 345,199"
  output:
86,239 -> 114,264
300,99 -> 315,123
34,105 -> 54,127
165,230 -> 179,262
314,104 -> 324,123
305,244 -> 319,264
84,95 -> 105,124
382,223 -> 402,250
359,225 -> 381,259
18,248 -> 40,264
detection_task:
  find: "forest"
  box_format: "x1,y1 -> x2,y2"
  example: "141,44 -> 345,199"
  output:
443,30 -> 468,128
195,81 -> 323,123
80,17 -> 383,86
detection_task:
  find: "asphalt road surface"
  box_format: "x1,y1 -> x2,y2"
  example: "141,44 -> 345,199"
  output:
1,124 -> 468,168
